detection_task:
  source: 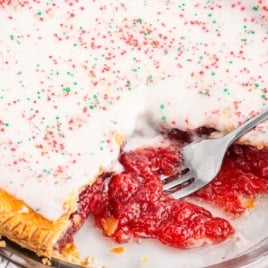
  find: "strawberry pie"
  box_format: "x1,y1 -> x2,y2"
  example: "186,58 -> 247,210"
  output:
0,0 -> 267,266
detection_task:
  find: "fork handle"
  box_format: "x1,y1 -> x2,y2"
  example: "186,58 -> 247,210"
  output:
224,109 -> 268,145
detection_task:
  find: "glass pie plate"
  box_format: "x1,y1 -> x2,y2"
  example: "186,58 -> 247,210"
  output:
1,196 -> 268,268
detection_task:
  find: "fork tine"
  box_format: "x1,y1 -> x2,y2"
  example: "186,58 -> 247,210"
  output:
171,179 -> 207,199
163,170 -> 195,191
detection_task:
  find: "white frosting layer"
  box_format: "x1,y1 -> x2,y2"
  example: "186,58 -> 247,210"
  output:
0,0 -> 267,220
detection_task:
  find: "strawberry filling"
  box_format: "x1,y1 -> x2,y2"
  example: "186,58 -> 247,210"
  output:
194,144 -> 268,215
83,146 -> 235,248
56,131 -> 268,250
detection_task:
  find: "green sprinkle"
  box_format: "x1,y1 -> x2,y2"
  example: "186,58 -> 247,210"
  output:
252,6 -> 259,11
211,71 -> 216,76
132,68 -> 139,72
37,91 -> 41,99
160,104 -> 165,109
4,123 -> 9,127
66,71 -> 74,77
63,87 -> 71,93
177,3 -> 186,8
36,11 -> 42,16
43,169 -> 51,174
161,115 -> 166,121
89,104 -> 94,109
146,75 -> 153,84
223,88 -> 230,95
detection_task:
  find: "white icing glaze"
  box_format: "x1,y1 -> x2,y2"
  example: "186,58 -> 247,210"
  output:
0,0 -> 267,220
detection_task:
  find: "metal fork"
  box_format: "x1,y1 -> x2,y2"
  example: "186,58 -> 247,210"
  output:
162,109 -> 268,199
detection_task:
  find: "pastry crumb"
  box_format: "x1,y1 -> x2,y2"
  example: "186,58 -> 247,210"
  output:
101,216 -> 118,236
80,256 -> 96,266
239,196 -> 256,210
0,240 -> 6,248
114,132 -> 125,146
246,198 -> 255,209
140,256 -> 149,263
42,257 -> 52,266
109,246 -> 125,254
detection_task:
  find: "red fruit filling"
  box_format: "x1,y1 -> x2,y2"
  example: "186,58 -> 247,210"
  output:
57,136 -> 268,250
194,144 -> 268,215
83,147 -> 234,248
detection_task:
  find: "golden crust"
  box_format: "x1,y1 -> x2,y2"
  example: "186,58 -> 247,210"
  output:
0,188 -> 79,262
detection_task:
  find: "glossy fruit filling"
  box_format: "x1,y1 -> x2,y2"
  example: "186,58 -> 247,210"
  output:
57,130 -> 268,250
86,147 -> 235,248
195,144 -> 268,215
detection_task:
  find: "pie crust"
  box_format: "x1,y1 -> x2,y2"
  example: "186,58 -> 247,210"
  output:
0,188 -> 80,261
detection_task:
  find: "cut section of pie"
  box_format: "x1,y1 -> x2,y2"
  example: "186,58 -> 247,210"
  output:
0,0 -> 267,265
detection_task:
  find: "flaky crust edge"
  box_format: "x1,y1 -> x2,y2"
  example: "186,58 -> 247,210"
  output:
0,188 -> 81,263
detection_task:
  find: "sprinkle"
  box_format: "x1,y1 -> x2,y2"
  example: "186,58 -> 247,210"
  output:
43,168 -> 51,174
223,88 -> 230,95
161,115 -> 167,121
63,87 -> 71,93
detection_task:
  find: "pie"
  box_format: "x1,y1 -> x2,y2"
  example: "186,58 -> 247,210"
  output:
0,0 -> 267,266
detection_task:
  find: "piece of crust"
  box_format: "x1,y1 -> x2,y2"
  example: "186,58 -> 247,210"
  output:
0,188 -> 80,263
